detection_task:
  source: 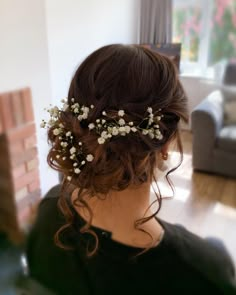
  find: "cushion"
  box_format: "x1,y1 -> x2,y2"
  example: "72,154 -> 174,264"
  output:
217,125 -> 236,153
221,86 -> 236,125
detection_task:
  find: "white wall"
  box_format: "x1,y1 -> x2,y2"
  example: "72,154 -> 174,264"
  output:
45,0 -> 140,104
0,0 -> 58,195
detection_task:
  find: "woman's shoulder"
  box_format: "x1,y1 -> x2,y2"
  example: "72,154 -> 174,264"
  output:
159,219 -> 236,293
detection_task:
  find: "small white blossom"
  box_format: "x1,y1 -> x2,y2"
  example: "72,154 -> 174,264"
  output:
56,155 -> 60,159
128,121 -> 134,126
88,123 -> 95,130
74,108 -> 79,113
154,124 -> 159,128
119,126 -> 126,135
66,131 -> 71,137
102,111 -> 107,116
53,128 -> 60,136
112,127 -> 119,136
82,113 -> 88,119
124,126 -> 131,133
40,121 -> 46,128
96,119 -> 100,123
118,110 -> 125,117
71,98 -> 75,102
86,154 -> 94,162
59,123 -> 64,128
98,137 -> 105,144
78,115 -> 83,121
142,129 -> 149,135
83,107 -> 90,114
147,107 -> 152,113
90,105 -> 94,109
70,154 -> 75,159
62,103 -> 69,111
73,163 -> 78,167
131,127 -> 137,132
118,118 -> 125,126
107,134 -> 112,138
74,168 -> 81,174
101,131 -> 108,139
62,157 -> 66,160
102,119 -> 106,124
81,160 -> 86,165
78,142 -> 82,146
67,176 -> 72,181
149,132 -> 155,139
70,147 -> 76,154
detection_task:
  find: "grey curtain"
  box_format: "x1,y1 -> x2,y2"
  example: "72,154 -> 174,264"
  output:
140,0 -> 172,44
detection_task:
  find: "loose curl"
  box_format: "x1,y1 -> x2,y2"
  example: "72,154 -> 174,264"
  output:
47,44 -> 188,256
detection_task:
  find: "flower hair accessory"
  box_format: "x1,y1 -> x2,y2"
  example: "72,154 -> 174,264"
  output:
41,98 -> 164,180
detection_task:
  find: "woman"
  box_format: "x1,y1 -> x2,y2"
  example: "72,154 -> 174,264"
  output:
27,45 -> 236,295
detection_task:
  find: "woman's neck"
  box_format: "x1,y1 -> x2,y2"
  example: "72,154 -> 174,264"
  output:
72,183 -> 163,248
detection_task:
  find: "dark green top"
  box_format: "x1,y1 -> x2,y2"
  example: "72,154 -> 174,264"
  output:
27,185 -> 236,295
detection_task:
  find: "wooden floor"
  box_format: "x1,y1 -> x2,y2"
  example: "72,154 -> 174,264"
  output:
152,131 -> 236,266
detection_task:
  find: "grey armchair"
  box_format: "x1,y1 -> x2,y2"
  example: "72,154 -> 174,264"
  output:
191,90 -> 236,178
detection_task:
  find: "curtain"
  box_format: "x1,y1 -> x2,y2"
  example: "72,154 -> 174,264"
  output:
140,0 -> 172,44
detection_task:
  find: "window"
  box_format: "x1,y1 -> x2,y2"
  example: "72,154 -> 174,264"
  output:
172,0 -> 236,77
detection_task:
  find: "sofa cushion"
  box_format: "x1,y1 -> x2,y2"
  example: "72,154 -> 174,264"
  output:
217,125 -> 236,153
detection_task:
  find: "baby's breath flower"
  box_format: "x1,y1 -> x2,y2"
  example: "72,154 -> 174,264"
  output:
102,111 -> 107,116
56,155 -> 60,159
131,127 -> 137,132
142,129 -> 149,135
119,126 -> 126,136
147,107 -> 152,113
74,168 -> 81,174
118,118 -> 125,126
88,123 -> 95,130
70,147 -> 76,154
73,163 -> 78,167
118,110 -> 125,117
62,157 -> 66,160
74,108 -> 79,113
101,131 -> 108,139
129,122 -> 134,126
96,119 -> 100,123
112,127 -> 119,136
102,119 -> 106,124
61,142 -> 68,147
67,176 -> 72,181
125,126 -> 131,133
84,107 -> 90,114
82,113 -> 88,119
77,115 -> 83,121
78,142 -> 82,146
71,98 -> 75,102
81,160 -> 86,165
90,105 -> 94,109
53,128 -> 60,136
86,154 -> 94,162
98,137 -> 105,144
66,131 -> 71,137
40,121 -> 46,128
70,154 -> 75,160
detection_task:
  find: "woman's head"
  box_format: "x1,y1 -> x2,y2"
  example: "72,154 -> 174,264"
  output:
47,44 -> 188,195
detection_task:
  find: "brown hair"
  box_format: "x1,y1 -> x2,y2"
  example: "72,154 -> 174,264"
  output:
47,44 -> 188,255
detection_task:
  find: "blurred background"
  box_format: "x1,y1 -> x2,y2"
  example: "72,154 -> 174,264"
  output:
0,0 -> 236,293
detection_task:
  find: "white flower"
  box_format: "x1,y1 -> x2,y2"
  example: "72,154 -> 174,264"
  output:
82,113 -> 88,119
156,134 -> 163,140
154,124 -> 159,128
101,131 -> 108,139
83,107 -> 90,114
128,121 -> 134,126
78,142 -> 82,146
147,107 -> 152,113
67,176 -> 72,181
74,107 -> 79,113
70,147 -> 76,154
78,115 -> 83,121
96,119 -> 100,123
125,126 -> 131,133
40,121 -> 46,128
59,123 -> 64,128
98,137 -> 105,144
81,160 -> 86,165
53,128 -> 60,136
90,105 -> 94,109
62,157 -> 66,160
56,155 -> 60,159
157,116 -> 161,121
73,163 -> 78,167
61,142 -> 68,148
86,154 -> 94,162
118,110 -> 125,117
71,98 -> 75,102
142,129 -> 149,135
131,127 -> 137,132
74,168 -> 81,174
66,131 -> 71,137
88,123 -> 95,130
107,134 -> 112,138
70,154 -> 75,159
149,132 -> 155,139
102,119 -> 106,124
119,126 -> 126,136
102,111 -> 107,116
48,119 -> 55,126
118,118 -> 125,126
112,127 -> 119,135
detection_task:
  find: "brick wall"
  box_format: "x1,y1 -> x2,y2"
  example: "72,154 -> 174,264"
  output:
0,88 -> 41,242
